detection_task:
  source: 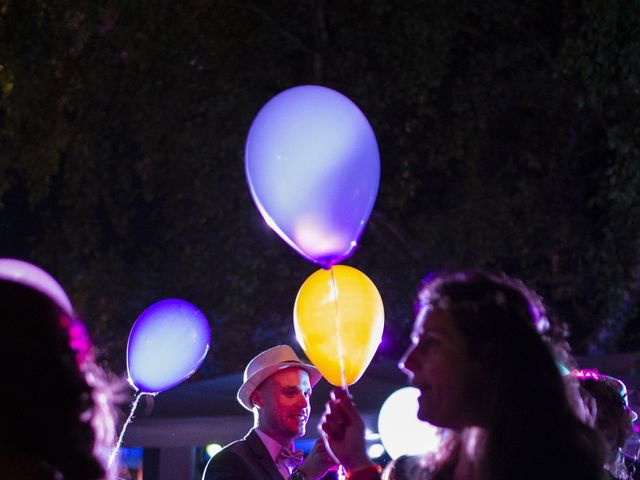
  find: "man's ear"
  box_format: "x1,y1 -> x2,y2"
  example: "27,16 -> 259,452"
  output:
251,388 -> 263,409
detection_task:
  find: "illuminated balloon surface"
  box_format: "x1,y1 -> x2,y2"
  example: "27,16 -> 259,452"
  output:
245,85 -> 380,268
378,387 -> 442,459
127,299 -> 211,393
0,258 -> 73,315
294,265 -> 384,386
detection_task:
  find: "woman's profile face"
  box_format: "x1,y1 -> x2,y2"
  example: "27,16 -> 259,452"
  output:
400,307 -> 482,430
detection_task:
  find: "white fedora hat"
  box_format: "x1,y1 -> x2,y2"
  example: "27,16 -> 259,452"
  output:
237,345 -> 322,410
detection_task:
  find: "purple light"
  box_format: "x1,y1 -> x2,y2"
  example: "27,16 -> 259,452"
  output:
377,333 -> 391,352
572,368 -> 600,380
245,85 -> 380,268
0,258 -> 73,315
127,299 -> 211,393
58,314 -> 92,366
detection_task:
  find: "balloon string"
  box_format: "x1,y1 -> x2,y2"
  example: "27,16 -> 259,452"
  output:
330,267 -> 347,388
337,464 -> 347,480
108,391 -> 148,468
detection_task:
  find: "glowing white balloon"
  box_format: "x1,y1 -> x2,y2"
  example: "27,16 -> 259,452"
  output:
0,258 -> 73,315
206,443 -> 222,458
367,443 -> 385,459
378,387 -> 442,459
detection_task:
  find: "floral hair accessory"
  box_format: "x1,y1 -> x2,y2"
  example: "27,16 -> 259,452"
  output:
572,369 -> 638,422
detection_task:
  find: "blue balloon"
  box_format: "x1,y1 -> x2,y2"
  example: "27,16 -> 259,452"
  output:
245,85 -> 380,268
127,299 -> 211,393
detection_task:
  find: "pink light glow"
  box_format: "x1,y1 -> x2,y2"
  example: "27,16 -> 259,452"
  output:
571,368 -> 600,380
58,314 -> 93,366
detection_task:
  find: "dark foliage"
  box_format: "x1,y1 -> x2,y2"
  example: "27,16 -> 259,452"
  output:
1,0 -> 639,377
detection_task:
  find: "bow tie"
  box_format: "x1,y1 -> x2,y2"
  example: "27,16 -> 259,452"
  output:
277,446 -> 304,469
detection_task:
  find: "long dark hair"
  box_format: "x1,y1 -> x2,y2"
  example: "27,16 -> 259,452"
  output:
0,280 -> 116,480
415,271 -> 605,480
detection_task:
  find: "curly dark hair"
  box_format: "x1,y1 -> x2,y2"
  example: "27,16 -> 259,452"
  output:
577,373 -> 636,479
413,270 -> 606,480
0,280 -> 116,480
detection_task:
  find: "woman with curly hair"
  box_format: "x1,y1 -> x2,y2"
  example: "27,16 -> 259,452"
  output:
0,279 -> 118,480
321,270 -> 607,480
574,370 -> 637,480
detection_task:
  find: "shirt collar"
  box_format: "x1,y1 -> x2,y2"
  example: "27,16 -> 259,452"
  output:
254,428 -> 294,463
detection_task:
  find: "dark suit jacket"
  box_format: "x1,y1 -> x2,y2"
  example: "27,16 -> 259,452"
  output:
202,429 -> 286,480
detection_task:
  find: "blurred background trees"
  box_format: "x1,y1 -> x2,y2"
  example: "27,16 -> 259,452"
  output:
1,0 -> 639,378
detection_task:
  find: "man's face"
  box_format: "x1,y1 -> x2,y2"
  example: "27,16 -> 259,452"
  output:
253,368 -> 312,444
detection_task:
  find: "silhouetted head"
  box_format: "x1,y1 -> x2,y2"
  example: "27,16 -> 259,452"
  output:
0,279 -> 115,480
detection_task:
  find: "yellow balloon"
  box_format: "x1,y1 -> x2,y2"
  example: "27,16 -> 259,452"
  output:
294,265 -> 384,386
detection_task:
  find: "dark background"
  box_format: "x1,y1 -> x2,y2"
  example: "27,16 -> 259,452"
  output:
1,0 -> 639,381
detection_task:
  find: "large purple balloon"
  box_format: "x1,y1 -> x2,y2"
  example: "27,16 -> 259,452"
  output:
127,299 -> 211,393
245,85 -> 380,268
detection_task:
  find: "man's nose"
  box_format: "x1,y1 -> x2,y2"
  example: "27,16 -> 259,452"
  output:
296,393 -> 310,407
